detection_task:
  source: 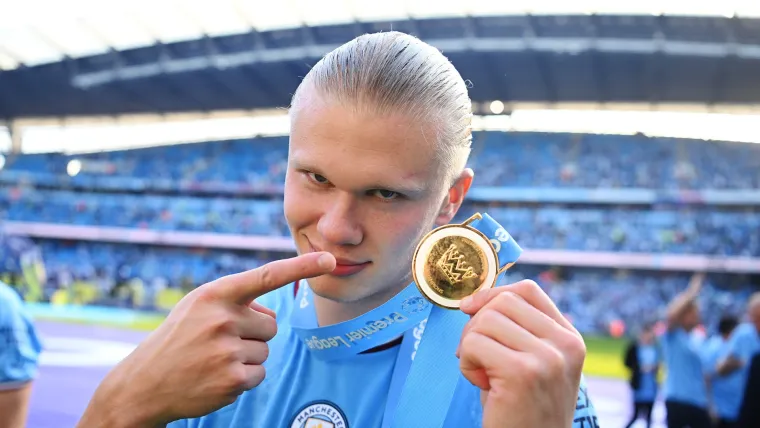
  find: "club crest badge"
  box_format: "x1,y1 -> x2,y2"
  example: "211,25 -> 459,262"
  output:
290,401 -> 349,428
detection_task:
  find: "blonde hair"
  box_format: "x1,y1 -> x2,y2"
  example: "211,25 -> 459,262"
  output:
291,31 -> 473,185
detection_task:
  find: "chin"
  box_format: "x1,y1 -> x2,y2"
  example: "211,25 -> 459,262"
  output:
306,274 -> 369,304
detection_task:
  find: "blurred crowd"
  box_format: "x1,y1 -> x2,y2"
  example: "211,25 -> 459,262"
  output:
4,187 -> 758,257
1,132 -> 758,336
5,132 -> 760,190
1,239 -> 754,337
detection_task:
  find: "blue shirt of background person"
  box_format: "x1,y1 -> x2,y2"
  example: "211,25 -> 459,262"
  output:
0,280 -> 44,427
722,321 -> 760,396
635,344 -> 660,403
661,327 -> 708,408
701,316 -> 744,422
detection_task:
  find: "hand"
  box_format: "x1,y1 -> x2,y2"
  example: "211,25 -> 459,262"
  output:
77,252 -> 336,428
687,272 -> 705,296
456,280 -> 586,428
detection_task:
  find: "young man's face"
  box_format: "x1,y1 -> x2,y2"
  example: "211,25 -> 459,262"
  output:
284,86 -> 471,304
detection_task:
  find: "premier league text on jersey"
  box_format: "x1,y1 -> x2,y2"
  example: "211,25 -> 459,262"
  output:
303,312 -> 410,351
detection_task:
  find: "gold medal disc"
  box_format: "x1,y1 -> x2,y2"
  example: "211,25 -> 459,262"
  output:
412,216 -> 499,309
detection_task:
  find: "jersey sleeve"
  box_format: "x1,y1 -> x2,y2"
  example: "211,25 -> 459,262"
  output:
0,285 -> 43,390
572,375 -> 600,428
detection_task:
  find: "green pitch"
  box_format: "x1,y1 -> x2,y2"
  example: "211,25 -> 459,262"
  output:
582,336 -> 628,380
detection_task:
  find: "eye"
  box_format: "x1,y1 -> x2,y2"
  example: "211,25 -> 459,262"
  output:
371,189 -> 400,200
307,172 -> 330,184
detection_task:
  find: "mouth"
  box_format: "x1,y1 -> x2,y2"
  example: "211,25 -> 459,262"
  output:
305,237 -> 371,277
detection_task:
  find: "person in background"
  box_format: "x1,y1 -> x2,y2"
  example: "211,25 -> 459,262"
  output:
0,280 -> 43,428
624,322 -> 661,428
661,272 -> 711,428
717,292 -> 760,427
702,315 -> 742,428
736,352 -> 760,428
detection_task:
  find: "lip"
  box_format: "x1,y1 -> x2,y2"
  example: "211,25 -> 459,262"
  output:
305,236 -> 371,277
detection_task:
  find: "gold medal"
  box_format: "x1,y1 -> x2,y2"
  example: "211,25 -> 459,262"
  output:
412,213 -> 511,309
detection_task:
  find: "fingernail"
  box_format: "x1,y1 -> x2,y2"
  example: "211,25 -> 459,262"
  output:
318,253 -> 335,270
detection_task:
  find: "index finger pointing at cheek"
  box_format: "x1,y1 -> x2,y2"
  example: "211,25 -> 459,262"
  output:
214,252 -> 336,305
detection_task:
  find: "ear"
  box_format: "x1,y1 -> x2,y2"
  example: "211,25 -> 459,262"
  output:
435,168 -> 474,226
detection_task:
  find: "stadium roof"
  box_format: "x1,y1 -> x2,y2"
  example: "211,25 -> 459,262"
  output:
2,1 -> 760,118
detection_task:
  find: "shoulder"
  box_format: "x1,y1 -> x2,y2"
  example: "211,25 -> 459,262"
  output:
0,282 -> 43,389
0,282 -> 24,315
734,323 -> 757,340
727,323 -> 759,356
660,327 -> 686,344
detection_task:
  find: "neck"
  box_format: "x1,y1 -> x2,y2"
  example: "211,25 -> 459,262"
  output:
313,280 -> 410,326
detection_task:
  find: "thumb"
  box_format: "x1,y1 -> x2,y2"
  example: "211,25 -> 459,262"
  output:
214,252 -> 336,305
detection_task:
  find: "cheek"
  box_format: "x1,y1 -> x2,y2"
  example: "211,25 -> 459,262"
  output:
375,206 -> 435,257
283,175 -> 313,229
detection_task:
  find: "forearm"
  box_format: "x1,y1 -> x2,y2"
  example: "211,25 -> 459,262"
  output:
666,292 -> 696,326
716,356 -> 743,377
76,376 -> 167,428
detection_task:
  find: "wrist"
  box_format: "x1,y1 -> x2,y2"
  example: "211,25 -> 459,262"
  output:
77,373 -> 167,428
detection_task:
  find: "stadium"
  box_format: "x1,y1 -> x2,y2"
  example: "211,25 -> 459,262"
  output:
1,1 -> 759,427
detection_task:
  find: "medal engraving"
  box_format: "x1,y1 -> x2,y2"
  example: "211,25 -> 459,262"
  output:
424,237 -> 488,300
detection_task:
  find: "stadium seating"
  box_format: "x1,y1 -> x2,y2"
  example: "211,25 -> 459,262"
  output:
2,132 -> 759,334
4,188 -> 759,257
4,238 -> 748,336
4,132 -> 760,189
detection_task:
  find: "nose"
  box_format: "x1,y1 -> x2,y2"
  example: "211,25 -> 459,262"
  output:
317,193 -> 363,246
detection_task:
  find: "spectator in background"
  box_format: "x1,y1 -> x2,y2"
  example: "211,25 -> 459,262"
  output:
0,281 -> 43,428
717,293 -> 760,426
624,322 -> 661,428
702,315 -> 742,428
736,352 -> 760,428
661,273 -> 711,428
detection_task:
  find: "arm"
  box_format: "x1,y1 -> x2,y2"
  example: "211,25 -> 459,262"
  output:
75,253 -> 334,427
716,355 -> 743,376
666,273 -> 704,330
0,383 -> 33,428
0,285 -> 43,428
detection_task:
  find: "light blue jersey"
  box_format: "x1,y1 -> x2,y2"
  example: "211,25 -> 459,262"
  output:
634,344 -> 659,403
169,283 -> 598,428
660,327 -> 708,408
0,281 -> 43,391
702,335 -> 744,421
724,322 -> 760,409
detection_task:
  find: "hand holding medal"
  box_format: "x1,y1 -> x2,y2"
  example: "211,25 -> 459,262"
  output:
411,213 -> 587,428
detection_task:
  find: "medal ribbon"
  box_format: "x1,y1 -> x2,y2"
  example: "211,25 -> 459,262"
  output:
288,213 -> 523,427
389,213 -> 522,428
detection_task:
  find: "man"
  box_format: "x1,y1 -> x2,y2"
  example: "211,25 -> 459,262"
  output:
0,281 -> 43,428
717,292 -> 760,425
702,315 -> 742,428
624,323 -> 661,428
737,352 -> 760,427
660,273 -> 711,428
76,32 -> 595,428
